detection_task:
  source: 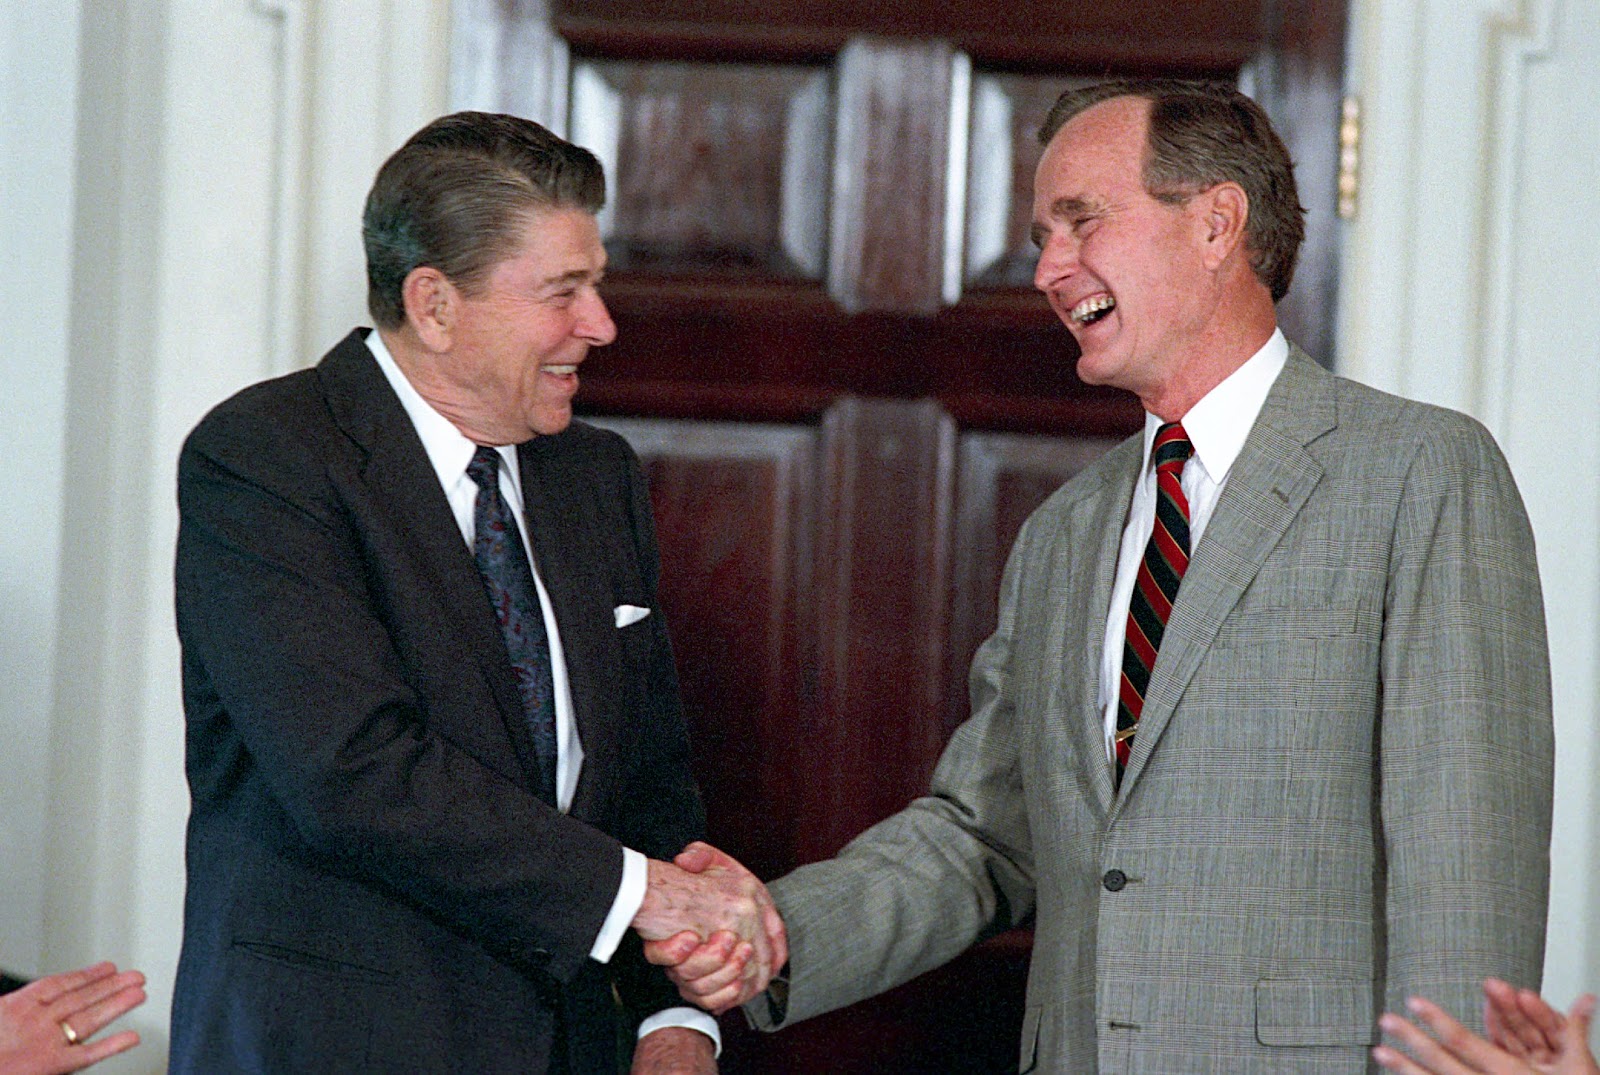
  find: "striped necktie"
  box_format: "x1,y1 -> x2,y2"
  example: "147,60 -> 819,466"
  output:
1115,422 -> 1194,788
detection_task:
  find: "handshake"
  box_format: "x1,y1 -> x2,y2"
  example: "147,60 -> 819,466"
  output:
630,842 -> 787,1014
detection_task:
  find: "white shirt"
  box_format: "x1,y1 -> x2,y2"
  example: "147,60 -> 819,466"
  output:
1097,329 -> 1289,763
368,332 -> 717,1049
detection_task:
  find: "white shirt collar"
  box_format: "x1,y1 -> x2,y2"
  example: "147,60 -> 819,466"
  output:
1141,328 -> 1288,485
366,329 -> 522,498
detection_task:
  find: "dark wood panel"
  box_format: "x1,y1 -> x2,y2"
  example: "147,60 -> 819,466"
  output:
462,4 -> 1348,1069
947,431 -> 1121,734
733,937 -> 1030,1073
580,279 -> 1144,435
827,37 -> 954,314
805,398 -> 955,858
1259,0 -> 1349,366
572,58 -> 831,277
555,0 -> 1261,71
592,417 -> 818,881
965,73 -> 1095,289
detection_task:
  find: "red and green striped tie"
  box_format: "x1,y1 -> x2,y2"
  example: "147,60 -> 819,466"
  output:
1115,422 -> 1194,788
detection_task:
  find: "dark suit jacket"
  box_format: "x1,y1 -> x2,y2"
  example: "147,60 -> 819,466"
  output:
170,329 -> 704,1073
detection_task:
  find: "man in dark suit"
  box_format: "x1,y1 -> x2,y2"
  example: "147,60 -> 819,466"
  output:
654,79 -> 1552,1073
170,112 -> 780,1074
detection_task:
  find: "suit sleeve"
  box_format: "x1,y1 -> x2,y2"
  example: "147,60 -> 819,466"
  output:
176,407 -> 625,987
1379,414 -> 1553,1023
746,516 -> 1041,1030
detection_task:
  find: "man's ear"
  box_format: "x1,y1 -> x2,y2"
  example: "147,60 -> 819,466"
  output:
1198,182 -> 1249,270
402,266 -> 456,352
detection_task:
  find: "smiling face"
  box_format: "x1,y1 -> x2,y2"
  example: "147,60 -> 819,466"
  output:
414,206 -> 616,443
1031,96 -> 1218,408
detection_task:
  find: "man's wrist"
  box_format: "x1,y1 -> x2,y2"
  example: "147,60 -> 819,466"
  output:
591,847 -> 647,962
638,1011 -> 721,1057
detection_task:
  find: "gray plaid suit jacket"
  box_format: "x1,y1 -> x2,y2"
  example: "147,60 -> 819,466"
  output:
753,346 -> 1553,1073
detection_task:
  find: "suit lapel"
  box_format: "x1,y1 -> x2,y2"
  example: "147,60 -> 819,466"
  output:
315,331 -> 543,788
1116,347 -> 1337,797
518,435 -> 618,823
1051,439 -> 1142,814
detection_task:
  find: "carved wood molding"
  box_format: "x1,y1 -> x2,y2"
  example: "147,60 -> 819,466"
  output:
828,37 -> 958,314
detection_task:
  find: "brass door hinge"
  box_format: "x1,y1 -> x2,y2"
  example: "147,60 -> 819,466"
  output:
1338,95 -> 1361,220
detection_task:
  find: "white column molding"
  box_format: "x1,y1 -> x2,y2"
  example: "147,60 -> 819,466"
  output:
1342,0 -> 1600,1004
249,0 -> 314,377
31,6 -> 450,1070
0,0 -> 83,983
301,0 -> 451,355
450,0 -> 570,133
1473,1 -> 1559,436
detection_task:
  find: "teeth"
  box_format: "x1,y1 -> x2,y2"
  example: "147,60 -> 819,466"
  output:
1070,295 -> 1115,324
545,365 -> 578,375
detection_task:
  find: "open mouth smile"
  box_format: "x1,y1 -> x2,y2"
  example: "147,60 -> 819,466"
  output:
1069,295 -> 1116,326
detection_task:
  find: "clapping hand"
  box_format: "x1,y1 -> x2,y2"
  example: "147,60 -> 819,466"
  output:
1374,982 -> 1598,1075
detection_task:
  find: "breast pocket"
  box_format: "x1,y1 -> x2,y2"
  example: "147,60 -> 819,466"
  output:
1204,605 -> 1378,709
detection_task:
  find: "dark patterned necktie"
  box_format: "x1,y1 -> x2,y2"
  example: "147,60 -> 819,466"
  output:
466,446 -> 558,806
1115,422 -> 1195,788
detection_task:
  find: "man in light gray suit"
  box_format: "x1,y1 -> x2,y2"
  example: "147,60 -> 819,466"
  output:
651,79 -> 1554,1073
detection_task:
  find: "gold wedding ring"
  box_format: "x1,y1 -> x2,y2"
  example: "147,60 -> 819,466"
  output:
60,1019 -> 81,1045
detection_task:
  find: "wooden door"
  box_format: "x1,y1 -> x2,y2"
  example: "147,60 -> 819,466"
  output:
454,2 -> 1347,1069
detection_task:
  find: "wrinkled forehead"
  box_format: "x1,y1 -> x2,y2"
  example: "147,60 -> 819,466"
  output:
1033,97 -> 1152,205
1045,95 -> 1151,163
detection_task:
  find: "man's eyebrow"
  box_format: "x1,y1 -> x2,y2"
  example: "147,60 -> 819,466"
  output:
1031,196 -> 1101,247
539,268 -> 602,289
1049,195 -> 1098,218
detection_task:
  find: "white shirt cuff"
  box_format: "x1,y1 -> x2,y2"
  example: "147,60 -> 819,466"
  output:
590,846 -> 646,962
638,1008 -> 722,1057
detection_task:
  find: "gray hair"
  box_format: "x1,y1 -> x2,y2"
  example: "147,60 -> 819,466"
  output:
1040,79 -> 1305,302
363,111 -> 606,328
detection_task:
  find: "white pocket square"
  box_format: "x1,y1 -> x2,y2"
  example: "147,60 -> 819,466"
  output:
614,604 -> 651,628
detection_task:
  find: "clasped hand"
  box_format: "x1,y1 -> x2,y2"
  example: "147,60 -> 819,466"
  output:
632,842 -> 786,1014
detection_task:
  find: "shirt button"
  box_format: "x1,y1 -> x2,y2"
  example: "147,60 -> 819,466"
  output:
1102,869 -> 1128,892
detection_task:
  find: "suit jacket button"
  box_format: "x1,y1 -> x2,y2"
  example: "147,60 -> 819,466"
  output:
1102,869 -> 1127,892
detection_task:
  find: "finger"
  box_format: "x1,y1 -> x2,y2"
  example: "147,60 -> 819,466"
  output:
1484,978 -> 1558,1061
1377,1012 -> 1480,1075
49,971 -> 145,1022
1483,978 -> 1522,1052
1372,1042 -> 1438,1075
62,981 -> 147,1040
1514,986 -> 1566,1057
26,962 -> 119,1006
698,978 -> 760,1016
675,944 -> 751,999
1406,996 -> 1525,1072
673,845 -> 714,873
669,935 -> 746,982
1562,994 -> 1596,1057
66,1030 -> 141,1072
643,930 -> 707,966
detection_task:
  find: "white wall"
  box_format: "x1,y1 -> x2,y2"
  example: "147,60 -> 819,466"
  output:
0,3 -> 449,1071
0,0 -> 82,983
1340,0 -> 1600,1003
1,2 -> 1594,1071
